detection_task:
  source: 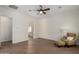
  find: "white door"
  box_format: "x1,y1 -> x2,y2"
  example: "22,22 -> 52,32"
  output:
0,16 -> 12,42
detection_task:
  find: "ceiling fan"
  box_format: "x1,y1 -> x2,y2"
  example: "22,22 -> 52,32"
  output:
29,5 -> 50,15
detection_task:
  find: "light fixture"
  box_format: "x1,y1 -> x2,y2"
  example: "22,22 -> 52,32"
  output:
39,11 -> 43,14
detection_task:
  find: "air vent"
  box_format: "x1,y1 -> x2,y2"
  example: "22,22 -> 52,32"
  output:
8,5 -> 18,10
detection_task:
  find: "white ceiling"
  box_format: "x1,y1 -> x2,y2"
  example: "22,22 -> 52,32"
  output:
0,5 -> 79,17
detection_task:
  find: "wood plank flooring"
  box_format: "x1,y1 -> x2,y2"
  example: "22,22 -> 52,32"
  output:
0,38 -> 79,54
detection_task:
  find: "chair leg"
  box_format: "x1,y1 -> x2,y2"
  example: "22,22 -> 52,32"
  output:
58,46 -> 61,48
0,42 -> 1,48
67,45 -> 69,48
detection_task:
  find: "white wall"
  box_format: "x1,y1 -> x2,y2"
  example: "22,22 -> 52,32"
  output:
0,16 -> 12,42
0,6 -> 35,44
35,8 -> 79,40
33,19 -> 40,38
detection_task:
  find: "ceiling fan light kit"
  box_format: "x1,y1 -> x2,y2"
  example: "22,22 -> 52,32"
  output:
39,11 -> 43,14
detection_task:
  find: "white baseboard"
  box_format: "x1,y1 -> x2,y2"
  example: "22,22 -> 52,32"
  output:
35,37 -> 55,41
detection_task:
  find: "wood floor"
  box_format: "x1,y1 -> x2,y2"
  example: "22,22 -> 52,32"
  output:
0,38 -> 79,54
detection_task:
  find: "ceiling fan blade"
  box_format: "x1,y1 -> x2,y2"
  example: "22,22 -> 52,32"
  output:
40,5 -> 43,9
43,11 -> 46,14
43,8 -> 50,11
37,9 -> 41,12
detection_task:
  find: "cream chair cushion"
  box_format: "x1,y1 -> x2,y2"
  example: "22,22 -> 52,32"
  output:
56,40 -> 65,46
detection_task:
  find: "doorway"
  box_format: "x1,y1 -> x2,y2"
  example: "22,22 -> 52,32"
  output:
0,16 -> 12,46
28,23 -> 34,39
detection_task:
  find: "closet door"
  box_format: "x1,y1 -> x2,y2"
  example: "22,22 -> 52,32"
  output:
0,16 -> 12,42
